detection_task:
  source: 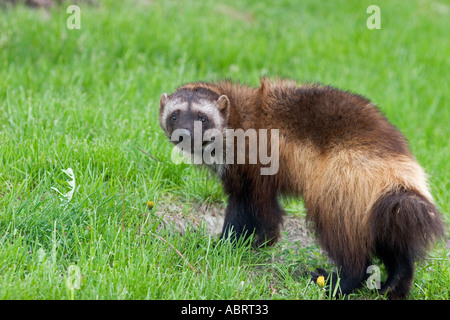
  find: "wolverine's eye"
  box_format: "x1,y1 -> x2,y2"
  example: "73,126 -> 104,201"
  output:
200,117 -> 207,123
171,115 -> 177,121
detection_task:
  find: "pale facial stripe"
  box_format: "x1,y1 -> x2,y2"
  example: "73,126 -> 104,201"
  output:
162,98 -> 224,131
190,99 -> 224,129
161,98 -> 188,132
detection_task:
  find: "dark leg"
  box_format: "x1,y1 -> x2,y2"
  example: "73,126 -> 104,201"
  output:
311,260 -> 371,298
376,244 -> 415,300
220,192 -> 284,247
221,193 -> 258,245
308,207 -> 372,297
220,167 -> 284,247
369,187 -> 444,299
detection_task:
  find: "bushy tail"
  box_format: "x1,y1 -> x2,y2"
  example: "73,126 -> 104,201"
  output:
369,187 -> 446,299
370,187 -> 446,260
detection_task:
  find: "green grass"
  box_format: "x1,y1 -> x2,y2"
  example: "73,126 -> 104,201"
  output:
0,0 -> 449,300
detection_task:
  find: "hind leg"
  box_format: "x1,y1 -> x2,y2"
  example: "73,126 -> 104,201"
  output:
311,260 -> 371,297
370,187 -> 445,299
376,244 -> 415,300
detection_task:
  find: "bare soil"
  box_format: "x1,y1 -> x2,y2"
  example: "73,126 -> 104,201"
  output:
153,201 -> 317,248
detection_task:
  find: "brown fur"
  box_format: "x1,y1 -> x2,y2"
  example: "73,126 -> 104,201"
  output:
160,78 -> 446,299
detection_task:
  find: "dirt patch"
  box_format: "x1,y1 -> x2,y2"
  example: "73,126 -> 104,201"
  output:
154,201 -> 316,248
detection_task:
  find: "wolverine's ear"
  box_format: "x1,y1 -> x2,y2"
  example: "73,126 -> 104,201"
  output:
217,95 -> 230,116
160,93 -> 168,113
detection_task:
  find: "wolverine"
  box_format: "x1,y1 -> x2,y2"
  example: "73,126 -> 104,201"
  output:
159,78 -> 445,299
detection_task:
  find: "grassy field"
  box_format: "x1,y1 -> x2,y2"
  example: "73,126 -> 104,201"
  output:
0,0 -> 449,300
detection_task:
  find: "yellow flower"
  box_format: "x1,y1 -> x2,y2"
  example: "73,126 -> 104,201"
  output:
147,201 -> 155,209
317,276 -> 325,287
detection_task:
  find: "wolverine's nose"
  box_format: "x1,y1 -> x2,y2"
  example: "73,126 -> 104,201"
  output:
177,129 -> 192,143
171,128 -> 192,144
178,134 -> 187,143
202,136 -> 215,147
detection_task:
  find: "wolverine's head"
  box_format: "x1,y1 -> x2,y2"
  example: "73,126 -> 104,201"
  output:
159,87 -> 230,152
